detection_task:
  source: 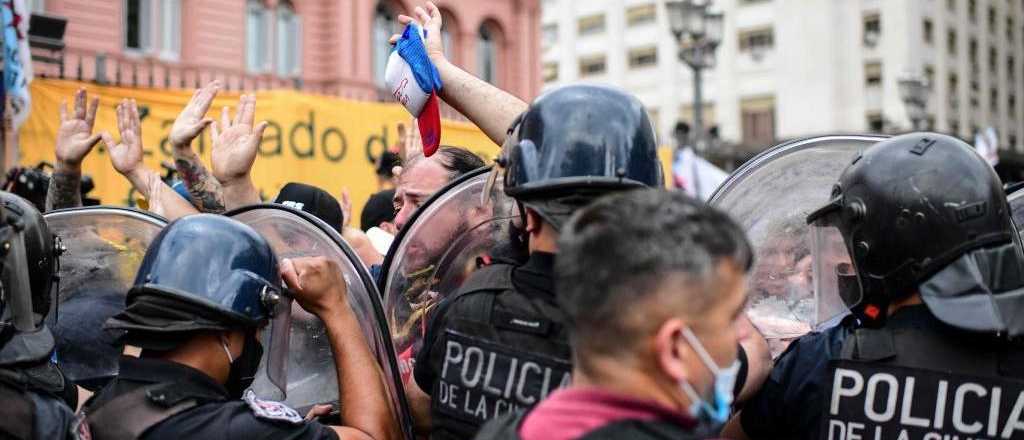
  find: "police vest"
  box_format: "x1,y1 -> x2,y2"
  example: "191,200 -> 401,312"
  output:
82,381 -> 225,440
427,263 -> 573,440
822,322 -> 1024,440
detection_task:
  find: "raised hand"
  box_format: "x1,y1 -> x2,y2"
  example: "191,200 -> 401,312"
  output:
391,2 -> 446,64
340,188 -> 353,227
170,80 -> 219,149
280,257 -> 350,317
104,99 -> 144,181
55,88 -> 102,169
211,94 -> 269,184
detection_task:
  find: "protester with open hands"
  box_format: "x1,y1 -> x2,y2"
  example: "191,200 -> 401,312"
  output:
211,93 -> 267,209
103,99 -> 198,219
170,80 -> 226,212
45,88 -> 102,211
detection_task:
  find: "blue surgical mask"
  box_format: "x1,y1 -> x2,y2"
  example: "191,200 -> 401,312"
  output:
678,326 -> 740,426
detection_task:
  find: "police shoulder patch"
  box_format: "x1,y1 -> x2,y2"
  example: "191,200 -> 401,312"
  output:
242,389 -> 303,424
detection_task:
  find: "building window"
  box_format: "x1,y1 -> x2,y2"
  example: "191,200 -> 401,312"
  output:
372,3 -> 398,86
950,120 -> 960,135
247,0 -> 270,72
628,46 -> 658,69
866,113 -> 884,133
969,38 -> 978,72
863,14 -> 880,46
626,4 -> 656,27
740,96 -> 775,146
991,88 -> 1000,112
477,22 -> 500,85
968,0 -> 976,22
991,46 -> 999,73
947,0 -> 955,12
924,65 -> 935,90
124,0 -> 151,51
542,24 -> 557,48
1008,18 -> 1015,41
923,18 -> 933,44
542,62 -> 558,82
579,55 -> 606,76
578,14 -> 605,36
158,0 -> 181,59
739,28 -> 774,53
949,73 -> 959,106
988,6 -> 997,33
1011,94 -> 1018,115
864,62 -> 882,87
275,2 -> 300,76
1010,56 -> 1017,80
947,30 -> 957,55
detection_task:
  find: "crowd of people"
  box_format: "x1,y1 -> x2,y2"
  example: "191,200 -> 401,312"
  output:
1,2 -> 1023,440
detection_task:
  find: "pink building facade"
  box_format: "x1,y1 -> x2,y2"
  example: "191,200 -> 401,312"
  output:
31,0 -> 542,105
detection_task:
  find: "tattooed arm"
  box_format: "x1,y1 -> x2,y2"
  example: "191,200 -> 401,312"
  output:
169,81 -> 227,213
46,88 -> 103,211
106,99 -> 199,220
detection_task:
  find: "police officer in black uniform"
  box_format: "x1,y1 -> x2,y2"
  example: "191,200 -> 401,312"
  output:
410,84 -> 665,440
81,214 -> 398,440
724,133 -> 1024,440
0,191 -> 78,440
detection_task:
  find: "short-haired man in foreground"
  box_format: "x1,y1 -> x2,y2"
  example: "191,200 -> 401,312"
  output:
477,189 -> 754,439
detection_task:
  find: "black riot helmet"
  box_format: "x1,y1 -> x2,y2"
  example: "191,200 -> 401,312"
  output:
0,191 -> 61,365
807,133 -> 1024,334
0,192 -> 59,321
106,214 -> 287,349
500,85 -> 663,228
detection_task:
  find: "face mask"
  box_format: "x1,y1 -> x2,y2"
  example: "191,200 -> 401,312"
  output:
220,332 -> 264,399
678,326 -> 741,427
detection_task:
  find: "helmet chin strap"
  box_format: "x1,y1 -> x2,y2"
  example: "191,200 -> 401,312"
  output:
219,334 -> 235,364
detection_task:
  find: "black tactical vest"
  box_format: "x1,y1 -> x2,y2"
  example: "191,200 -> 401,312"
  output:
822,312 -> 1024,440
0,379 -> 36,440
426,263 -> 573,440
82,381 -> 223,440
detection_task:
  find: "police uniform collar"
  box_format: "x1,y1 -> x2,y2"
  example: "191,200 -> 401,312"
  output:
117,356 -> 230,398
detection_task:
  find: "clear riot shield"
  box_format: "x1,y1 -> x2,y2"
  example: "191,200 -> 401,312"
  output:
43,207 -> 168,390
1009,188 -> 1024,234
227,204 -> 413,438
378,167 -> 520,383
708,135 -> 886,358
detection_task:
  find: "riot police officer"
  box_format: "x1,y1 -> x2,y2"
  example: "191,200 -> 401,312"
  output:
409,84 -> 664,440
0,191 -> 78,439
724,133 -> 1024,440
80,214 -> 397,440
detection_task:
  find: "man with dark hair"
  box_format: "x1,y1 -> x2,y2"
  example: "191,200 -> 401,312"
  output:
392,146 -> 486,232
478,189 -> 754,439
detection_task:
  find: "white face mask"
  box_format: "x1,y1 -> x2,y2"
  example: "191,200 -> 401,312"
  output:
678,326 -> 741,426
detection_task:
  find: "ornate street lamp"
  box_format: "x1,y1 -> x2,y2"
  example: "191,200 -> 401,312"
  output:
667,0 -> 723,152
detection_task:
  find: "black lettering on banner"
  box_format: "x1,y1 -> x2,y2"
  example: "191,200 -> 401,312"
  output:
434,330 -> 571,425
260,121 -> 284,156
364,125 -> 389,164
321,128 -> 347,162
290,111 -> 315,158
822,360 -> 1024,440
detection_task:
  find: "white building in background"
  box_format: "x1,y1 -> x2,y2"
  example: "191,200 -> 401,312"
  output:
541,0 -> 1024,158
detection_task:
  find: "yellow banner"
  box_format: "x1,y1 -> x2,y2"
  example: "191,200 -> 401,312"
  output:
19,79 -> 498,222
20,80 -> 674,222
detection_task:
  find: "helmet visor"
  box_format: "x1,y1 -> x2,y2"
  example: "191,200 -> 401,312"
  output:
808,211 -> 862,325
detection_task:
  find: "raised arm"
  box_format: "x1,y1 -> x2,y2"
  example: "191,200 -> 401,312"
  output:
104,99 -> 199,220
46,88 -> 103,211
282,257 -> 401,440
211,94 -> 266,210
392,2 -> 527,146
169,81 -> 226,213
